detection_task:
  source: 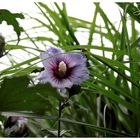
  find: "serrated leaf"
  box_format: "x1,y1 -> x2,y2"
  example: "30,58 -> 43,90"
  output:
0,9 -> 24,42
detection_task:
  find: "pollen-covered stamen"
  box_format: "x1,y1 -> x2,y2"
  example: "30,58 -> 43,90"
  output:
57,61 -> 67,77
58,61 -> 67,73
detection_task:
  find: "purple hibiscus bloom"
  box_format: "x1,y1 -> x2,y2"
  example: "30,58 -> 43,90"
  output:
37,47 -> 89,88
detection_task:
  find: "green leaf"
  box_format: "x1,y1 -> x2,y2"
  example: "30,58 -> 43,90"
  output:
90,70 -> 140,104
92,84 -> 138,113
0,56 -> 39,76
36,3 -> 67,46
60,118 -> 136,137
88,6 -> 98,45
0,111 -> 135,137
118,3 -> 140,24
64,45 -> 126,56
54,2 -> 79,45
0,76 -> 58,114
0,10 -> 24,42
91,53 -> 140,89
6,44 -> 43,52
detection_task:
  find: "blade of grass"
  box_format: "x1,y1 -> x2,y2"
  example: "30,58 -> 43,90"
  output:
88,6 -> 98,45
60,118 -> 136,137
54,3 -> 80,45
90,53 -> 140,89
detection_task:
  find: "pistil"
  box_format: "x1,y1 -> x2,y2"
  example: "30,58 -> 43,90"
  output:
58,61 -> 67,77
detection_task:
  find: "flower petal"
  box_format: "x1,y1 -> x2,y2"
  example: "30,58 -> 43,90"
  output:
69,65 -> 89,84
36,70 -> 50,83
63,53 -> 87,68
40,47 -> 64,67
50,77 -> 73,88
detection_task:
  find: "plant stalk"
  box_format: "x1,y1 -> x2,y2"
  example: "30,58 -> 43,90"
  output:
58,100 -> 62,137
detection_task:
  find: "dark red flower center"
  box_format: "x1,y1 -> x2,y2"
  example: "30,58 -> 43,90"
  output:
54,61 -> 73,79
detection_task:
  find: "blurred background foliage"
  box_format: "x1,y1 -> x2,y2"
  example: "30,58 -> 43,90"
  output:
0,2 -> 140,137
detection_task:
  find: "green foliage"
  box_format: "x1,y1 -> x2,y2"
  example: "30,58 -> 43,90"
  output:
0,76 -> 58,113
118,3 -> 140,24
0,10 -> 24,42
0,2 -> 140,137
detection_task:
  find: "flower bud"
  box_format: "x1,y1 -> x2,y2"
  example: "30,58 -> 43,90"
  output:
4,116 -> 29,137
0,34 -> 5,57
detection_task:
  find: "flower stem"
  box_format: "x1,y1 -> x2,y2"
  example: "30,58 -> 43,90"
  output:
96,95 -> 101,137
58,100 -> 62,137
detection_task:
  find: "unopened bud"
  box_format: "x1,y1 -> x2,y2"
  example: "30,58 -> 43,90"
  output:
0,34 -> 5,57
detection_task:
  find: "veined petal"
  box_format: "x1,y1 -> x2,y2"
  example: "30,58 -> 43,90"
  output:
40,47 -> 63,60
70,65 -> 89,84
36,70 -> 50,83
62,53 -> 87,68
49,77 -> 73,88
40,47 -> 64,67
